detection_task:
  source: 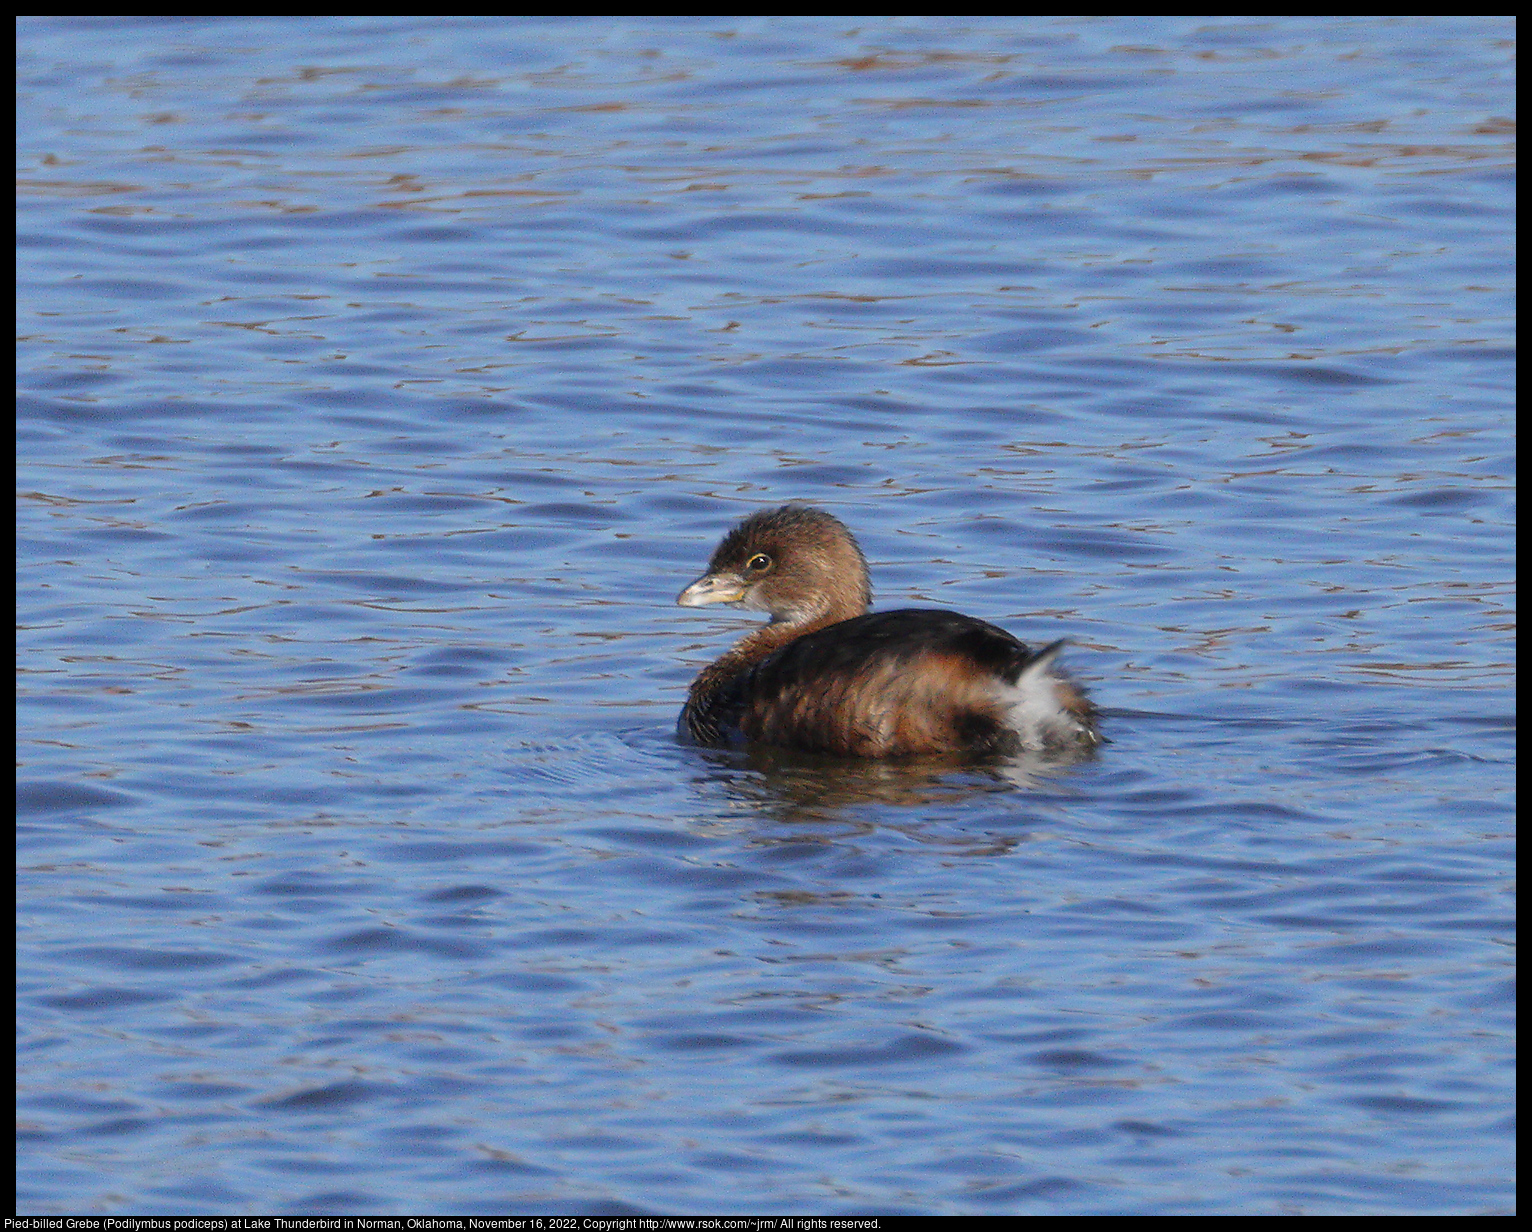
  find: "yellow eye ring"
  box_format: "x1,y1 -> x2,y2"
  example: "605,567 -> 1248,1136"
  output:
746,553 -> 772,572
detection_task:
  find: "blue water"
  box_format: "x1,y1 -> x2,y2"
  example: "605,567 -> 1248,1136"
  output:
17,15 -> 1514,1217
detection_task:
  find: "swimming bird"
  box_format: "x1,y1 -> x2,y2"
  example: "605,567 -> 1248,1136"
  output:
676,505 -> 1098,758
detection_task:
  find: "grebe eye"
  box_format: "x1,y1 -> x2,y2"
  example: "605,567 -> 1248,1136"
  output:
746,553 -> 772,573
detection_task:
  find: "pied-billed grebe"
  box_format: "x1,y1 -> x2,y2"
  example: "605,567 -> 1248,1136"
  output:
676,505 -> 1099,757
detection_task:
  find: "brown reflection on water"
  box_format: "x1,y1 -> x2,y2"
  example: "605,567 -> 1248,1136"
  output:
692,740 -> 1096,824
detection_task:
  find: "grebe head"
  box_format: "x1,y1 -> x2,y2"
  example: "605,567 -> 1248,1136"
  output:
677,504 -> 872,625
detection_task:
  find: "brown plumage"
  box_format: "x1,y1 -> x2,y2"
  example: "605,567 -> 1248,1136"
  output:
676,505 -> 1099,758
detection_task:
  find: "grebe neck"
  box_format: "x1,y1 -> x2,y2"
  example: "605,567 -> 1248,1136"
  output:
682,607 -> 849,743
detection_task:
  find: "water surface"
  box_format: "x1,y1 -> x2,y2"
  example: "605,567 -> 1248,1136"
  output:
17,15 -> 1515,1216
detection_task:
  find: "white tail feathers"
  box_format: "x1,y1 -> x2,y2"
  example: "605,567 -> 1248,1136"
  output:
1004,639 -> 1098,750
